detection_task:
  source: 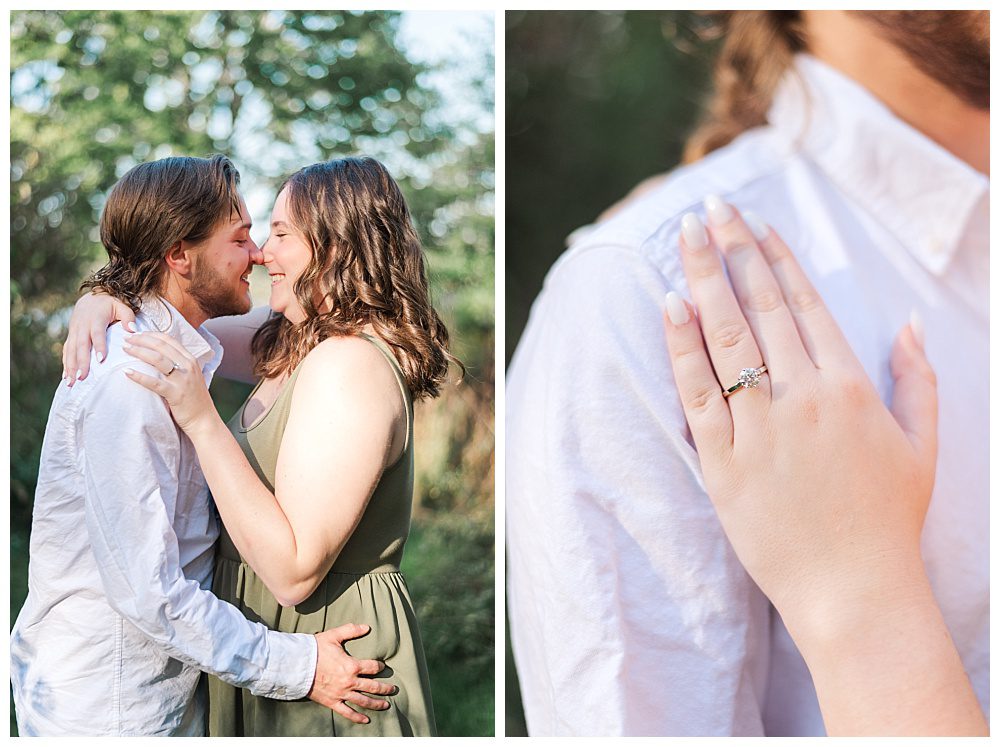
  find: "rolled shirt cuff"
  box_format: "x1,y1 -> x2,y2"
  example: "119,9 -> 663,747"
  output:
250,631 -> 317,700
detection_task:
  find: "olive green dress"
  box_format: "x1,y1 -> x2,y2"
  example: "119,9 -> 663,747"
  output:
207,334 -> 436,737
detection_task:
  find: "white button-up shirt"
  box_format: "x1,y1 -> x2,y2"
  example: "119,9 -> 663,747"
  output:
11,297 -> 317,736
506,54 -> 988,736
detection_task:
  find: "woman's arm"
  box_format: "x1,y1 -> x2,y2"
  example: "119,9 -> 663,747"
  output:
124,333 -> 404,607
661,197 -> 986,735
204,304 -> 273,384
61,291 -> 269,385
794,577 -> 985,736
62,292 -> 137,384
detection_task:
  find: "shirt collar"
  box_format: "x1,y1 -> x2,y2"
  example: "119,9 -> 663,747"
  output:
768,53 -> 988,275
138,296 -> 224,376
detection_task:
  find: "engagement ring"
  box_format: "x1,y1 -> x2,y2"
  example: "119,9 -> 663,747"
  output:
723,365 -> 767,398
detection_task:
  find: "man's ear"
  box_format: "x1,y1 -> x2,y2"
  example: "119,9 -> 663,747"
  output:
164,240 -> 195,277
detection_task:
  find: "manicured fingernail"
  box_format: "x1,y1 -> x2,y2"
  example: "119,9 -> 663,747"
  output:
126,322 -> 137,332
681,213 -> 708,251
75,369 -> 84,382
742,210 -> 769,241
665,291 -> 690,326
910,309 -> 925,349
565,223 -> 597,247
124,368 -> 135,376
97,351 -> 105,363
704,194 -> 734,226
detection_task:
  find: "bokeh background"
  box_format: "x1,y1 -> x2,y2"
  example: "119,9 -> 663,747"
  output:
506,10 -> 720,735
10,10 -> 494,736
506,10 -> 720,363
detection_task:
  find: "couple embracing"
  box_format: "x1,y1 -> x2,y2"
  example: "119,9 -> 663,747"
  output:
11,154 -> 451,736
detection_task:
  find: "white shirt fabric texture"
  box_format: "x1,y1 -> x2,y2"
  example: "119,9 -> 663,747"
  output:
506,54 -> 988,736
11,297 -> 317,736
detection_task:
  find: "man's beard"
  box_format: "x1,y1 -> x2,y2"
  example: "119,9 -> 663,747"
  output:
852,10 -> 989,110
188,258 -> 251,320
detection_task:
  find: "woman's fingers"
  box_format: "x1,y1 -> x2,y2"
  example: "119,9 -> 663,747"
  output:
889,314 -> 938,469
123,368 -> 169,396
744,213 -> 859,370
704,196 -> 813,375
62,295 -> 137,385
122,343 -> 179,375
678,213 -> 770,416
63,320 -> 91,386
663,292 -> 734,458
126,332 -> 196,369
89,316 -> 110,366
124,339 -> 215,433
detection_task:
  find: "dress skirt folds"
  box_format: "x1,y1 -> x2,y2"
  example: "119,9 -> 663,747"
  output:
209,554 -> 435,736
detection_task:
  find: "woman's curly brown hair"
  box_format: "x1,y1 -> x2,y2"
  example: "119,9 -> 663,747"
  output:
251,156 -> 458,400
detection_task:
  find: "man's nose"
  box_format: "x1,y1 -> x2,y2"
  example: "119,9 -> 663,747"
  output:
249,243 -> 264,265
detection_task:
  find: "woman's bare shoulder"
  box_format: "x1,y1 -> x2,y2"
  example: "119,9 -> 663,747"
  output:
293,335 -> 401,409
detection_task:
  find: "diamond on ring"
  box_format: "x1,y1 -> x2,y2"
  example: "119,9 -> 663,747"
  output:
723,364 -> 767,398
737,367 -> 762,389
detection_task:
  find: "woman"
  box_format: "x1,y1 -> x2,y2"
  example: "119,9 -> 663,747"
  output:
659,198 -> 986,735
66,157 -> 448,736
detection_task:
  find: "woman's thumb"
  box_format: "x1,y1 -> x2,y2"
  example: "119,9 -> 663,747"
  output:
889,310 -> 938,467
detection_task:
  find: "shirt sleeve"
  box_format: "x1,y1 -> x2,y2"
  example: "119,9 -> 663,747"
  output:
506,241 -> 771,736
79,363 -> 316,700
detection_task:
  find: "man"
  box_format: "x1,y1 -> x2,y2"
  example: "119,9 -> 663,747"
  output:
507,11 -> 988,735
11,155 -> 395,735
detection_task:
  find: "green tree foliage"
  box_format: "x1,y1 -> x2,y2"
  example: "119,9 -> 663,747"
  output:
11,9 -> 493,736
505,10 -> 716,362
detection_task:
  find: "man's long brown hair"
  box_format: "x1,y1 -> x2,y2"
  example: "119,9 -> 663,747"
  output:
683,11 -> 989,163
82,155 -> 242,311
683,11 -> 805,164
251,157 -> 456,400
